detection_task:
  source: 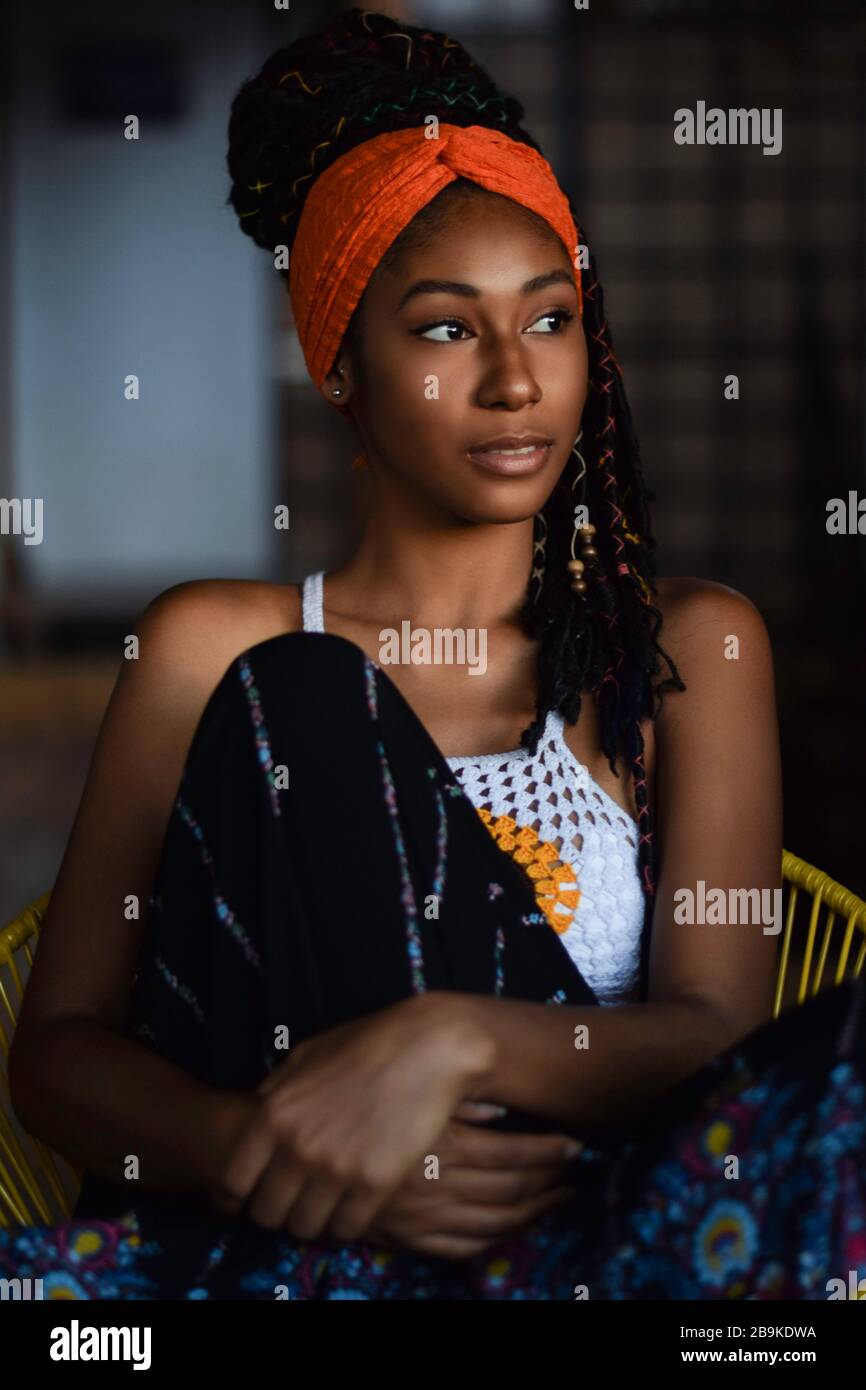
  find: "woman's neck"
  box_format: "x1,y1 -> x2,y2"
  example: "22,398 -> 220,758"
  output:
327,512 -> 537,635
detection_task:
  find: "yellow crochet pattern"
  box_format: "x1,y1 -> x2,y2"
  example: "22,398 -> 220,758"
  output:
476,808 -> 580,933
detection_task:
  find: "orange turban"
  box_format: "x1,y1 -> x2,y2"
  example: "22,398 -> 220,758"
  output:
288,123 -> 583,405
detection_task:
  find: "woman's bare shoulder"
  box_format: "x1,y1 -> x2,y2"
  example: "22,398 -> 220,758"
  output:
654,574 -> 766,625
141,577 -> 303,685
651,575 -> 774,716
653,575 -> 770,663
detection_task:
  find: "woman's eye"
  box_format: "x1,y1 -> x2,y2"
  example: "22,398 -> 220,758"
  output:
414,319 -> 471,343
413,309 -> 574,342
525,309 -> 574,334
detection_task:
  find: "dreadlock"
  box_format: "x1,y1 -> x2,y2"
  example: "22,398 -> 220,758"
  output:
226,7 -> 685,938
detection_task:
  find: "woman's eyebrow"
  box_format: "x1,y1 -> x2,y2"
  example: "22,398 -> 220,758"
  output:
396,267 -> 575,310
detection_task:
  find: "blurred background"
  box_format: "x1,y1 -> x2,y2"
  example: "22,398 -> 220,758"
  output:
1,0 -> 864,919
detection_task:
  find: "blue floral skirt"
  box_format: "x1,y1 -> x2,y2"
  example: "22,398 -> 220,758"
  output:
2,633 -> 864,1299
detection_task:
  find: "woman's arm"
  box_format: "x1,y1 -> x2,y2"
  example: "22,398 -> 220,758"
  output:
427,579 -> 783,1139
8,581 -> 293,1193
11,1018 -> 256,1192
421,994 -> 736,1139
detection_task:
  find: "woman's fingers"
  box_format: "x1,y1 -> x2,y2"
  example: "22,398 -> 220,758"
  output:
387,1187 -> 576,1263
430,1158 -> 574,1206
396,1232 -> 500,1261
462,1183 -> 577,1236
325,1149 -> 426,1242
215,1108 -> 386,1239
245,1153 -> 309,1230
281,1173 -> 347,1242
450,1121 -> 582,1170
364,1173 -> 577,1251
435,1184 -> 577,1239
210,1107 -> 280,1215
451,1100 -> 507,1122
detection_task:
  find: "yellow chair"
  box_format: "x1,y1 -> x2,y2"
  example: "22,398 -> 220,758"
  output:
775,850 -> 866,1016
0,891 -> 83,1229
2,853 -> 866,1229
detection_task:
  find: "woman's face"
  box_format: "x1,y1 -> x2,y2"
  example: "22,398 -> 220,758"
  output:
328,188 -> 588,525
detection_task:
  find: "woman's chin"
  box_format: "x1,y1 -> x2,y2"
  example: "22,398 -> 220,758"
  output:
452,481 -> 554,527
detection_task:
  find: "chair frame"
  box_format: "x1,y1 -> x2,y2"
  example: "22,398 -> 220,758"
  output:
0,892 -> 82,1227
775,850 -> 866,1016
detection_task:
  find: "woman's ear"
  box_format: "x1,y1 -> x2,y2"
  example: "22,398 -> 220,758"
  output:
321,357 -> 355,409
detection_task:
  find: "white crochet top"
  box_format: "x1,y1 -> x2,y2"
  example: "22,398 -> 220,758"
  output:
301,571 -> 645,1006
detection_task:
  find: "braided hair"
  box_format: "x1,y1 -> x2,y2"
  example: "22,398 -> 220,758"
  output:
226,8 -> 685,936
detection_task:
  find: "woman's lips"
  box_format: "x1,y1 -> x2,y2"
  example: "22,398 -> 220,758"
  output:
467,442 -> 552,476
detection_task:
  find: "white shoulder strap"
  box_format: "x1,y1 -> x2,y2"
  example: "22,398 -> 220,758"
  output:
301,571 -> 325,633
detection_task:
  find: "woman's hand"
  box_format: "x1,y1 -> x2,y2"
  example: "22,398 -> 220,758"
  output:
362,1100 -> 581,1261
208,993 -> 496,1242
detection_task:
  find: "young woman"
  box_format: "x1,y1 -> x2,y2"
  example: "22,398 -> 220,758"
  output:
3,9 -> 865,1300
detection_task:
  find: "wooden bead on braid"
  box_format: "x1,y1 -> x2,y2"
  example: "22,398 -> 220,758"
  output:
568,523 -> 597,597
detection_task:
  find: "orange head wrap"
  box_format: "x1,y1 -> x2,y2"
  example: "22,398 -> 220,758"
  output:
288,123 -> 583,408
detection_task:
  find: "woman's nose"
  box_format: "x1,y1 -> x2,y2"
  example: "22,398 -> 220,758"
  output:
474,338 -> 542,410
